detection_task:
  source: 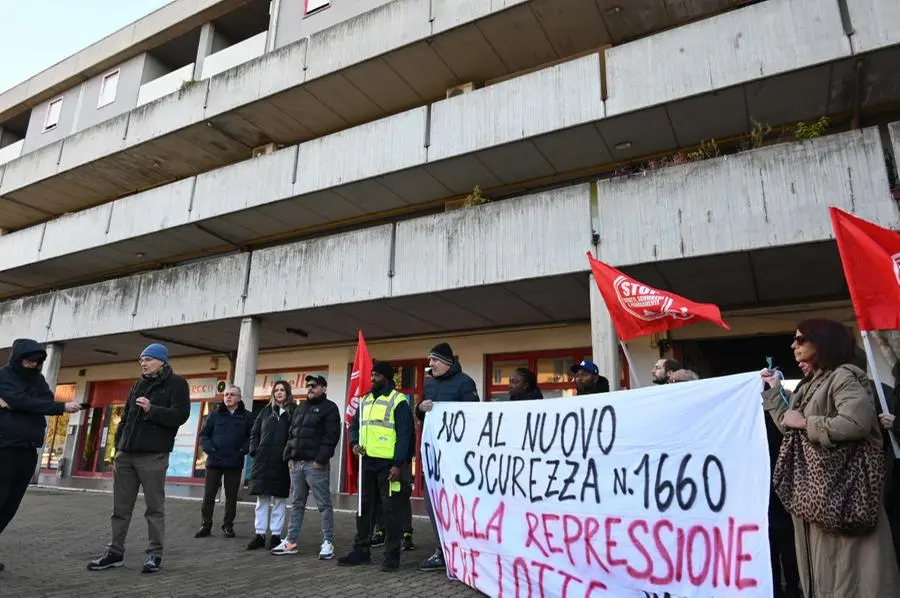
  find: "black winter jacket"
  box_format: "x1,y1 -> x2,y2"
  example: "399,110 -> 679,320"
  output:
350,384 -> 414,470
0,339 -> 64,450
200,402 -> 254,469
283,394 -> 341,465
115,365 -> 191,454
510,387 -> 544,401
415,361 -> 479,422
249,402 -> 294,497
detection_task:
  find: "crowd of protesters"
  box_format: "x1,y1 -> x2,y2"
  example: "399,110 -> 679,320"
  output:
3,318 -> 900,598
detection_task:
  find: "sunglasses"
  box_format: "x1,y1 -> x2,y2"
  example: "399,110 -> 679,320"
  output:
306,383 -> 319,390
793,334 -> 807,345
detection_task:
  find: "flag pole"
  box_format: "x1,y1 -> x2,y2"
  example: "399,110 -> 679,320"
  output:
619,341 -> 641,388
357,452 -> 363,516
861,330 -> 900,458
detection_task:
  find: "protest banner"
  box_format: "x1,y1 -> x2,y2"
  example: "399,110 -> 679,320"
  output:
421,372 -> 773,598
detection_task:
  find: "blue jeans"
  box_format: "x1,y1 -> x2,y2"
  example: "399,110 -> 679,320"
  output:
286,461 -> 333,543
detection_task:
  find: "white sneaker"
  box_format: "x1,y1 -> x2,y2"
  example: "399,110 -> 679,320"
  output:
271,539 -> 298,555
319,540 -> 335,560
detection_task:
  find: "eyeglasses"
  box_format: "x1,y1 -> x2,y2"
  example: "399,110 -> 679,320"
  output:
793,335 -> 807,345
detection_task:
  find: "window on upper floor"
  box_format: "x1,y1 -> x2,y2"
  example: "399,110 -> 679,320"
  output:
305,0 -> 330,16
98,70 -> 120,108
43,97 -> 63,131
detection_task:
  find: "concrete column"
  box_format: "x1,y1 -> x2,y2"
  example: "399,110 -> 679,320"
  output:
266,0 -> 283,52
589,275 -> 622,391
192,22 -> 218,81
32,343 -> 63,483
233,317 -> 260,410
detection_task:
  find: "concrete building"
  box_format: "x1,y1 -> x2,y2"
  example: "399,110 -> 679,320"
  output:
0,0 -> 899,496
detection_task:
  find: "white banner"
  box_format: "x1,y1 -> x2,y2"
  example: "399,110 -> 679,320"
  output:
421,372 -> 773,598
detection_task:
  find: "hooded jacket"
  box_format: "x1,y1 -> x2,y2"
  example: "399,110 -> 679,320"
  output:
510,386 -> 544,401
0,339 -> 63,449
114,364 -> 191,454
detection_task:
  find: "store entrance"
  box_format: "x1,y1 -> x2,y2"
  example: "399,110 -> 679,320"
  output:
675,333 -> 802,380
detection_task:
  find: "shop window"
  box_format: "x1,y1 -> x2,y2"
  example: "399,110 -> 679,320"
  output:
485,347 -> 630,401
41,383 -> 76,469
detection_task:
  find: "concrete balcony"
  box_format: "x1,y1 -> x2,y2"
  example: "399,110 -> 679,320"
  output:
200,32 -> 267,80
0,140 -> 23,167
2,0 -> 900,299
136,64 -> 195,108
598,127 -> 899,309
0,185 -> 594,364
0,0 -> 761,231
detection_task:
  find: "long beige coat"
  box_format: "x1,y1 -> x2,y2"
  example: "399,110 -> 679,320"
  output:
764,364 -> 900,598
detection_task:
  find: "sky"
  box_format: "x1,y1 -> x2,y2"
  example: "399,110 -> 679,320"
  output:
0,0 -> 171,94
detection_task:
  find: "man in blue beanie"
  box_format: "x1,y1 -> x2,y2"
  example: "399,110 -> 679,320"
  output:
88,343 -> 190,574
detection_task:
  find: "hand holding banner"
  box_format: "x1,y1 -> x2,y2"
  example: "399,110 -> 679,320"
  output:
421,372 -> 773,597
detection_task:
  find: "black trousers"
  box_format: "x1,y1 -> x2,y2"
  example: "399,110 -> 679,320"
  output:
373,485 -> 413,534
201,467 -> 242,528
769,517 -> 800,598
0,448 -> 38,536
355,465 -> 410,559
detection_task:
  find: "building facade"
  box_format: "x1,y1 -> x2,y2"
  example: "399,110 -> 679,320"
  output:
1,0 -> 899,495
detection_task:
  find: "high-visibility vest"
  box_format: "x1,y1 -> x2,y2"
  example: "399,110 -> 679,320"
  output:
359,389 -> 405,460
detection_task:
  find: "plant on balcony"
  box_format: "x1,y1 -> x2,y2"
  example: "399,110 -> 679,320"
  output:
686,139 -> 720,162
747,119 -> 774,149
462,185 -> 490,207
178,79 -> 202,95
793,116 -> 830,141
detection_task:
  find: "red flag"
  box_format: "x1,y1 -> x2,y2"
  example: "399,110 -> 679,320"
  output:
830,207 -> 900,331
344,330 -> 372,495
586,252 -> 730,341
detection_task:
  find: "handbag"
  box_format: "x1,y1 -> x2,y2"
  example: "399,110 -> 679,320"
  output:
772,428 -> 885,534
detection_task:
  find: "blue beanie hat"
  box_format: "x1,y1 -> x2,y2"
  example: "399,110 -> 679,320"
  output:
140,343 -> 169,363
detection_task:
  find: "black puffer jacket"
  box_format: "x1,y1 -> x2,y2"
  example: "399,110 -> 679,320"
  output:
283,394 -> 341,465
249,402 -> 295,497
415,361 -> 479,422
115,365 -> 191,454
0,339 -> 64,449
200,402 -> 254,469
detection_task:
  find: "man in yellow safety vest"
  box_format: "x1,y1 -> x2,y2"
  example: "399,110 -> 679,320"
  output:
337,360 -> 413,572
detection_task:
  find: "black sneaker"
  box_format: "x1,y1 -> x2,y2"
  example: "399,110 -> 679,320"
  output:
246,534 -> 266,550
370,528 -> 385,548
141,554 -> 161,574
381,557 -> 400,572
419,550 -> 445,572
194,525 -> 212,538
222,525 -> 235,538
337,550 -> 372,566
87,550 -> 124,571
402,532 -> 416,551
267,535 -> 281,550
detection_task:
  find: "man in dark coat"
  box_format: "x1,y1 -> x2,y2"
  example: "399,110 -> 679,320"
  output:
415,343 -> 479,572
0,339 -> 81,573
88,343 -> 191,574
246,380 -> 295,551
195,384 -> 254,539
571,359 -> 610,395
272,375 -> 341,559
338,361 -> 413,571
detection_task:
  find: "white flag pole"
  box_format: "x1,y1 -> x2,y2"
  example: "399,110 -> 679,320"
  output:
619,341 -> 642,388
861,330 -> 900,458
356,452 -> 363,516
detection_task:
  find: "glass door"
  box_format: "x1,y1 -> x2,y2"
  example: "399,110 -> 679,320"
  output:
96,405 -> 124,473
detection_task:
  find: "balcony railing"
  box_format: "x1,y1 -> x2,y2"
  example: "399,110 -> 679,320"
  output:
136,63 -> 196,108
0,139 -> 23,166
200,32 -> 267,80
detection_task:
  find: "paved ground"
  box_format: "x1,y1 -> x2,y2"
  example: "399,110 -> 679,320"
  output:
0,488 -> 481,598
